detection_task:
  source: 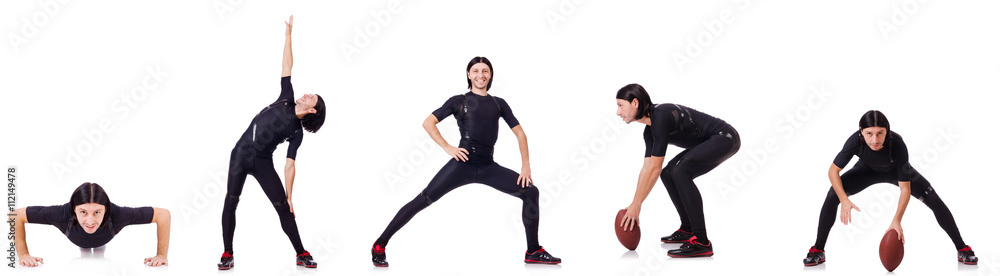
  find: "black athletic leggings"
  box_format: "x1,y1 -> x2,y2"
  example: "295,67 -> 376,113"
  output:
661,127 -> 740,243
375,159 -> 541,251
222,146 -> 306,254
813,163 -> 965,251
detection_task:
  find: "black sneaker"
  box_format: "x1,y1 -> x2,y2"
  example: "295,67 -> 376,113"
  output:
372,244 -> 389,267
958,245 -> 978,265
675,236 -> 697,249
296,251 -> 317,268
524,247 -> 561,264
667,239 -> 713,258
803,246 -> 825,266
661,229 -> 695,243
218,251 -> 234,270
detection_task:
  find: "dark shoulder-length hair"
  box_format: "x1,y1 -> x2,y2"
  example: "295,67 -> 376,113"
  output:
859,110 -> 891,134
69,182 -> 112,228
301,95 -> 326,133
858,110 -> 894,151
466,56 -> 494,91
616,83 -> 653,120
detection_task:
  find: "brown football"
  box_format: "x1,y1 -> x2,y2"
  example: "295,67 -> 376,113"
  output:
615,209 -> 640,250
879,229 -> 904,272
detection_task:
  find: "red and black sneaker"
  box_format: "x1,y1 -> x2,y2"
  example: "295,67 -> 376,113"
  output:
803,246 -> 825,266
667,239 -> 713,258
296,251 -> 317,268
217,251 -> 235,270
372,244 -> 389,267
524,247 -> 561,264
661,229 -> 695,243
958,245 -> 978,265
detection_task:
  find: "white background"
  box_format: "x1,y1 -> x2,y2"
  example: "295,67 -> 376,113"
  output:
2,1 -> 999,275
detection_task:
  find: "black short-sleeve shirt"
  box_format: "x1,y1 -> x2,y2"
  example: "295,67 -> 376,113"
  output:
235,76 -> 304,160
832,130 -> 911,181
432,92 -> 519,163
26,203 -> 154,248
643,104 -> 730,157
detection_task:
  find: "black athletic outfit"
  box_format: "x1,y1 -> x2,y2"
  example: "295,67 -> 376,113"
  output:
644,104 -> 740,244
374,92 -> 542,252
26,203 -> 154,248
812,130 -> 966,251
222,76 -> 306,255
